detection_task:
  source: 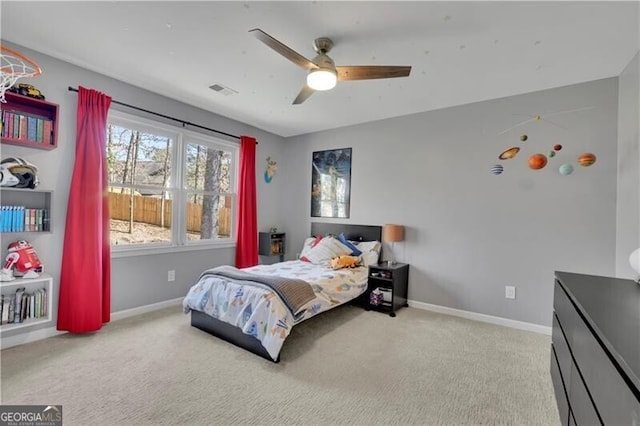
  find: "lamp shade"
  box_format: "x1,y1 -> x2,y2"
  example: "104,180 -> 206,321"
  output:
383,224 -> 404,242
630,248 -> 640,275
307,69 -> 337,91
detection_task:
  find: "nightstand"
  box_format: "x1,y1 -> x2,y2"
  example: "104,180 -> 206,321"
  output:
366,262 -> 409,317
258,232 -> 285,262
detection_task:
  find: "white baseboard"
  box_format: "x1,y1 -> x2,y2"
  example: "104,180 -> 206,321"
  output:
408,299 -> 552,336
110,297 -> 183,321
2,297 -> 550,349
0,326 -> 66,350
1,298 -> 184,350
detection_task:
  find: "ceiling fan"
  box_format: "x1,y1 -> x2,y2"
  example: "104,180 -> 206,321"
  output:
249,28 -> 412,105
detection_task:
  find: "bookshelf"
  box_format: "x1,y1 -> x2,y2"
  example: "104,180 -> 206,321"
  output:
0,188 -> 52,233
0,273 -> 52,332
1,92 -> 59,150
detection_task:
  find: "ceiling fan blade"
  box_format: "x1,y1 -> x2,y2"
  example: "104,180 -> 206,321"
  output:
249,28 -> 318,70
336,66 -> 412,81
292,85 -> 315,105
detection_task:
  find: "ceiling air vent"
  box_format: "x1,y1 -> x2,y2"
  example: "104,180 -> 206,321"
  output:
209,83 -> 238,96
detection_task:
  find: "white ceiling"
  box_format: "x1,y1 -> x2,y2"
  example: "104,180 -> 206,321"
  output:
1,1 -> 638,137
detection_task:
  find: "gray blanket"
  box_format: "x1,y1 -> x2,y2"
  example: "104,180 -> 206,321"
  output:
200,265 -> 316,315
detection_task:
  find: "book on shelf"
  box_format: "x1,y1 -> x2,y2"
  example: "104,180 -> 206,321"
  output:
27,115 -> 37,141
0,287 -> 48,325
13,288 -> 24,324
35,118 -> 43,142
18,115 -> 27,140
1,109 -> 53,143
0,296 -> 11,324
41,288 -> 47,316
43,120 -> 53,145
20,292 -> 28,321
35,290 -> 41,319
1,296 -> 13,324
0,206 -> 49,233
12,113 -> 19,138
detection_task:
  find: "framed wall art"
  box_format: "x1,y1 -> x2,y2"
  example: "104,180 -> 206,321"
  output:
311,147 -> 352,218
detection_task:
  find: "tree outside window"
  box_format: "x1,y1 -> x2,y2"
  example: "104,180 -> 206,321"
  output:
106,111 -> 236,249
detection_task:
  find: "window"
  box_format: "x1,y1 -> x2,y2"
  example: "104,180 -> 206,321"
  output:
106,111 -> 237,252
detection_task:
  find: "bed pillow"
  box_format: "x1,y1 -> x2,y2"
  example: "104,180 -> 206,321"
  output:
356,240 -> 381,266
301,236 -> 352,265
299,235 -> 323,259
337,233 -> 362,256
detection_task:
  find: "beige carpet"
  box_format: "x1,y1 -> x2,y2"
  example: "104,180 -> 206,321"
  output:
1,304 -> 560,425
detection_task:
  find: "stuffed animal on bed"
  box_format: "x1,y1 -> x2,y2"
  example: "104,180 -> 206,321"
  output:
331,255 -> 361,270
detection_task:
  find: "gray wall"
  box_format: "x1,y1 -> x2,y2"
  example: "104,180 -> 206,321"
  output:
1,40 -> 632,339
282,78 -> 620,327
0,42 -> 287,338
616,52 -> 640,278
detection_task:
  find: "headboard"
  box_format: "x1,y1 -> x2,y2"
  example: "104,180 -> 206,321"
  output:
310,222 -> 382,243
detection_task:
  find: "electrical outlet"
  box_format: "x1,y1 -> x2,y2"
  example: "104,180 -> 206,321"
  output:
505,286 -> 516,299
168,270 -> 175,282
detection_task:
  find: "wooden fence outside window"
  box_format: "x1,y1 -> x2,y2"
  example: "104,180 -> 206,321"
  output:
108,192 -> 231,236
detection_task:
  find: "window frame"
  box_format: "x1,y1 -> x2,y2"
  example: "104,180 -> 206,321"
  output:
107,110 -> 238,258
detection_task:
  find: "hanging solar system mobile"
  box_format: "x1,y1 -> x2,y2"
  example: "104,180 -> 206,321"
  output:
490,106 -> 597,177
496,106 -> 594,136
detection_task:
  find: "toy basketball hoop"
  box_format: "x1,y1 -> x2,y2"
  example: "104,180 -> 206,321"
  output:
0,46 -> 41,103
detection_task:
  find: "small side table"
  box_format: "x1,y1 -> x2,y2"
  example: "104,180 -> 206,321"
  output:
258,232 -> 285,262
365,262 -> 409,317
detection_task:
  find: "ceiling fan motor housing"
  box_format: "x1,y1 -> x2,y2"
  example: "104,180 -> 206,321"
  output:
313,37 -> 334,54
312,54 -> 336,71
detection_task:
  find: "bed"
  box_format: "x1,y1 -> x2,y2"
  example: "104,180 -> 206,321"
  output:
183,223 -> 382,362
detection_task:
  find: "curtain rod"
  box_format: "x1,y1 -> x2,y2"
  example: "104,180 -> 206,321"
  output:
67,86 -> 245,142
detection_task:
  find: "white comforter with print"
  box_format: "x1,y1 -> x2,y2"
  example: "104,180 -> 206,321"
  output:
183,260 -> 367,360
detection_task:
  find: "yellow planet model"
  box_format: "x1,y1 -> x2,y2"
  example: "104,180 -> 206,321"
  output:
499,147 -> 520,160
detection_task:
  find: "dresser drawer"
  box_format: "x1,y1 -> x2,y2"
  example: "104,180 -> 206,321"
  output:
553,280 -> 576,343
555,280 -> 640,425
568,360 -> 602,425
569,410 -> 576,426
551,344 -> 570,426
552,313 -> 572,387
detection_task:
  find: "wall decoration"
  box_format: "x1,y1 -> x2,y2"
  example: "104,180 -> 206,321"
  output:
311,147 -> 352,218
499,147 -> 520,160
490,164 -> 504,175
578,153 -> 596,167
528,153 -> 548,170
264,156 -> 278,183
559,163 -> 574,176
497,106 -> 594,136
491,106 -> 596,178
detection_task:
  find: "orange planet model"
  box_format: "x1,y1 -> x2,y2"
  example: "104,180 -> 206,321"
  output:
528,153 -> 548,170
578,153 -> 596,166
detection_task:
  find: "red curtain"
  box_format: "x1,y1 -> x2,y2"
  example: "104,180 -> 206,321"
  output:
57,87 -> 112,333
235,135 -> 258,268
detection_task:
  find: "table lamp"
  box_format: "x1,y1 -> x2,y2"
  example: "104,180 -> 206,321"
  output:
383,224 -> 404,266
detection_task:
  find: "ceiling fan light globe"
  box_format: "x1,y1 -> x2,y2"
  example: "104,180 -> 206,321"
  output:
307,69 -> 337,91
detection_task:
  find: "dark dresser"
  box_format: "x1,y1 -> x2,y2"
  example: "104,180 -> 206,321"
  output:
552,271 -> 640,425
